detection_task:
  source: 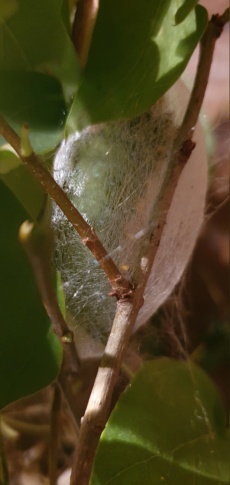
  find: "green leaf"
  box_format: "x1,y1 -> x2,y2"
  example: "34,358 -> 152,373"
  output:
60,0 -> 72,34
0,0 -> 80,152
0,181 -> 62,409
67,0 -> 208,131
0,71 -> 66,153
0,0 -> 79,98
91,359 -> 229,485
175,0 -> 199,25
0,146 -> 45,219
0,0 -> 18,23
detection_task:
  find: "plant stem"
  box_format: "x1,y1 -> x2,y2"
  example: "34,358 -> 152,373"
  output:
18,219 -> 82,430
1,415 -> 49,437
49,385 -> 62,485
0,417 -> 9,485
175,7 -> 230,148
70,9 -> 229,484
70,149 -> 193,485
19,220 -> 80,367
0,117 -> 131,298
57,360 -> 81,433
72,0 -> 99,68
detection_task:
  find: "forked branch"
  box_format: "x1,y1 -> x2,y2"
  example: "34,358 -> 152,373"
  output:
0,6 -> 228,485
0,117 -> 131,298
70,8 -> 229,484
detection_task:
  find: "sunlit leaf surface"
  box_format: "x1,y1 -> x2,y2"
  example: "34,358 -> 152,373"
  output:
67,0 -> 207,131
91,359 -> 229,484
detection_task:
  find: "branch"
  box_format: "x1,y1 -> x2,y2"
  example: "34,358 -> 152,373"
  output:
19,219 -> 81,430
72,0 -> 99,68
19,220 -> 77,350
1,415 -> 49,436
175,7 -> 230,148
70,147 -> 195,485
0,119 -> 131,298
0,418 -> 9,484
49,384 -> 62,485
70,9 -> 229,484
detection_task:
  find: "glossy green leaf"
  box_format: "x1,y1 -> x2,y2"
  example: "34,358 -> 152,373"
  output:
67,0 -> 208,131
61,0 -> 71,34
91,359 -> 229,485
0,181 -> 62,409
0,0 -> 79,97
0,71 -> 66,153
175,0 -> 198,24
0,0 -> 80,152
0,147 -> 45,219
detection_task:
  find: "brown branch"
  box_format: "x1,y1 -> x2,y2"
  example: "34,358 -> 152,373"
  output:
70,9 -> 229,484
18,220 -> 81,430
1,6 -> 228,483
57,359 -> 81,433
0,117 -> 131,298
19,222 -> 66,341
49,384 -> 62,485
0,417 -> 9,484
1,415 -> 49,436
72,0 -> 99,68
175,7 -> 230,148
70,143 -> 194,484
19,220 -> 80,364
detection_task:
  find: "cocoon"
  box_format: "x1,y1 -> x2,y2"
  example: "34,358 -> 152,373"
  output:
52,82 -> 207,344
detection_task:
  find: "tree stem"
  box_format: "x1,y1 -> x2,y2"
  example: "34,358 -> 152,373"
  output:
0,7 -> 228,484
175,8 -> 229,148
70,149 -> 193,485
18,219 -> 82,430
70,9 -> 229,484
0,417 -> 9,485
72,0 -> 99,68
49,385 -> 62,485
0,116 -> 131,297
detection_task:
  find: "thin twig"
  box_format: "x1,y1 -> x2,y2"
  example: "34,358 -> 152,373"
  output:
49,385 -> 62,485
72,0 -> 99,68
70,9 -> 229,484
1,7 -> 228,483
19,220 -> 80,368
70,150 -> 194,485
0,417 -> 9,485
175,7 -> 230,148
1,415 -> 49,436
205,194 -> 229,222
57,358 -> 81,433
0,117 -> 131,298
18,220 -> 81,430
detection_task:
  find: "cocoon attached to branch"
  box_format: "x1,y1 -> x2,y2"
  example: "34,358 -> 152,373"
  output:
52,82 -> 207,344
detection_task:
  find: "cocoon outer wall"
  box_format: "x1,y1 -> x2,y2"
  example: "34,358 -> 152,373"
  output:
52,81 -> 207,353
